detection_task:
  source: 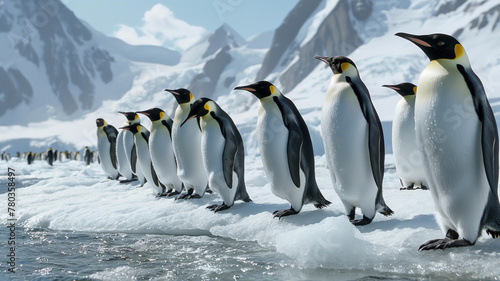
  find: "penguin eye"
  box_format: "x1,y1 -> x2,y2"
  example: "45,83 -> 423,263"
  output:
437,41 -> 445,47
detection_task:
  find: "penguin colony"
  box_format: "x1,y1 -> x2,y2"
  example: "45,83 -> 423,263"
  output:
12,147 -> 96,166
92,32 -> 500,251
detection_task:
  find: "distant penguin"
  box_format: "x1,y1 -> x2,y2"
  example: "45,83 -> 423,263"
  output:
47,147 -> 54,166
74,151 -> 81,161
181,98 -> 252,212
54,150 -> 58,161
165,88 -> 209,199
235,81 -> 331,218
84,147 -> 91,165
315,55 -> 393,225
396,32 -> 500,250
96,118 -> 120,180
116,112 -> 137,182
138,108 -> 183,197
121,124 -> 166,194
383,83 -> 427,190
118,111 -> 146,186
27,152 -> 33,165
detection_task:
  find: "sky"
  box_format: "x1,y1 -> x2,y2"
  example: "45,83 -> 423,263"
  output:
62,0 -> 299,51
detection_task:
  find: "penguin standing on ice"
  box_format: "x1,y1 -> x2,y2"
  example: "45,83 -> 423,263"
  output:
116,112 -> 136,182
315,56 -> 393,225
396,32 -> 500,250
165,88 -> 209,199
96,118 -> 120,180
84,147 -> 91,165
383,83 -> 427,191
138,108 -> 183,196
119,112 -> 147,186
235,81 -> 330,218
120,124 -> 166,195
181,98 -> 252,212
47,147 -> 54,166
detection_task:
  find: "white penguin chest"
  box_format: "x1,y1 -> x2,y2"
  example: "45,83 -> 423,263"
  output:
201,119 -> 225,176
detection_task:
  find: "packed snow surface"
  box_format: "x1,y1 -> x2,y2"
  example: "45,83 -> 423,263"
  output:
2,155 -> 500,279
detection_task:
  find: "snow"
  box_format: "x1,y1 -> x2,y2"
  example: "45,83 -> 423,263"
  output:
2,155 -> 500,279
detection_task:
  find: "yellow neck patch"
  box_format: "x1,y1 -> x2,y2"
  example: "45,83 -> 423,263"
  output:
189,92 -> 193,101
204,102 -> 210,111
341,62 -> 350,72
136,125 -> 140,132
269,85 -> 275,95
454,44 -> 464,59
412,86 -> 417,94
159,111 -> 164,120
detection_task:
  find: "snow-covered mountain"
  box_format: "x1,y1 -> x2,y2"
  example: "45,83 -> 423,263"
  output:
0,0 -> 180,125
2,0 -> 500,156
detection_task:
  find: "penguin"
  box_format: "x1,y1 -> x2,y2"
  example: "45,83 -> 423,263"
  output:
234,81 -> 331,218
165,88 -> 209,199
47,147 -> 54,166
95,118 -> 120,180
84,147 -> 91,165
119,111 -> 146,186
181,98 -> 252,212
74,151 -> 81,161
396,32 -> 500,250
116,112 -> 138,182
120,123 -> 166,195
383,83 -> 428,190
27,152 -> 33,165
138,108 -> 183,197
315,56 -> 393,225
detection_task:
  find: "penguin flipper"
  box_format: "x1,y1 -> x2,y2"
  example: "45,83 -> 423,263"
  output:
151,163 -> 160,187
274,96 -> 302,188
346,76 -> 385,189
457,65 -> 499,197
221,133 -> 237,189
105,125 -> 119,169
130,145 -> 137,173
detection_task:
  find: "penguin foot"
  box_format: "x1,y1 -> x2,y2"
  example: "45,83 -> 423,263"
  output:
119,178 -> 138,184
486,229 -> 500,239
419,184 -> 429,190
175,193 -> 191,200
350,215 -> 373,226
155,192 -> 169,198
273,208 -> 298,219
400,183 -> 415,190
207,203 -> 231,213
165,190 -> 181,197
418,238 -> 473,251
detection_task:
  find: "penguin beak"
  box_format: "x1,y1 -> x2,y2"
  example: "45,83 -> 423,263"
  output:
395,32 -> 432,48
136,110 -> 149,116
382,85 -> 400,91
165,89 -> 179,95
180,114 -> 197,127
314,55 -> 329,65
234,85 -> 256,92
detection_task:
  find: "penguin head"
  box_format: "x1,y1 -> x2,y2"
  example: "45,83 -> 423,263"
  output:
120,124 -> 143,135
315,56 -> 359,76
165,88 -> 193,104
96,118 -> 105,128
395,33 -> 468,63
234,81 -> 281,99
118,111 -> 139,122
137,108 -> 166,122
382,83 -> 416,97
181,98 -> 215,127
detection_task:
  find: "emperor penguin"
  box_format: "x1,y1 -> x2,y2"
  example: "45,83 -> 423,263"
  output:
84,146 -> 91,165
181,98 -> 252,212
315,56 -> 393,225
383,83 -> 428,190
138,108 -> 183,197
120,124 -> 166,195
119,111 -> 146,186
47,147 -> 54,166
165,88 -> 209,199
116,112 -> 136,182
234,81 -> 331,218
396,32 -> 500,250
96,118 -> 120,180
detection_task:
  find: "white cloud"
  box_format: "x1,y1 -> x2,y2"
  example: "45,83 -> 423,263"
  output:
113,4 -> 206,50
